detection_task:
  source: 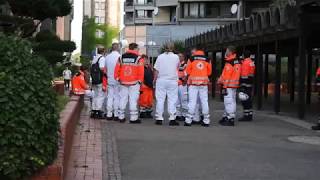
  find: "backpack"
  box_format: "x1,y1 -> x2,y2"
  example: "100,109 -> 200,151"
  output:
91,56 -> 103,85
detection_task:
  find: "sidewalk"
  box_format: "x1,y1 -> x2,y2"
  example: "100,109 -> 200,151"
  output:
65,99 -> 320,180
65,103 -> 103,180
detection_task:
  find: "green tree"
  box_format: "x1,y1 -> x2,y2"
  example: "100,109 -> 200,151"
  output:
81,18 -> 119,55
0,0 -> 71,37
33,30 -> 76,65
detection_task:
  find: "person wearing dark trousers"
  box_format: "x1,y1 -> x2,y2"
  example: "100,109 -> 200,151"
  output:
238,50 -> 255,122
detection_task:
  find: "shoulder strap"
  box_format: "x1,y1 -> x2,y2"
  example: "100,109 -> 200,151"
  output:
95,56 -> 103,65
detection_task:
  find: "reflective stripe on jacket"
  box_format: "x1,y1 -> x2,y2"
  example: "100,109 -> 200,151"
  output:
72,71 -> 88,95
220,54 -> 241,88
186,50 -> 212,86
240,58 -> 255,87
114,50 -> 144,86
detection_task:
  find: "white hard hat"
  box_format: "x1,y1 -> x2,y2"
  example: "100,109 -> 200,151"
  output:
238,92 -> 249,101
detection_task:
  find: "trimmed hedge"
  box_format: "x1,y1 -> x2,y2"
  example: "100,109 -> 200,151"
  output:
0,34 -> 59,179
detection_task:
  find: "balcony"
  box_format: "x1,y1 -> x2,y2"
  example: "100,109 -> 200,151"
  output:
135,17 -> 153,24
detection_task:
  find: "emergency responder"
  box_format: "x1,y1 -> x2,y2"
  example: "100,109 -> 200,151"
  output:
184,47 -> 212,127
114,43 -> 144,123
154,42 -> 180,126
105,43 -> 121,121
311,66 -> 320,130
238,50 -> 255,122
218,46 -> 241,126
139,55 -> 154,119
91,46 -> 106,119
176,53 -> 188,121
72,66 -> 89,96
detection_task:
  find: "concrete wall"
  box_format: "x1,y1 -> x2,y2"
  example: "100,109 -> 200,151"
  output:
123,26 -> 147,54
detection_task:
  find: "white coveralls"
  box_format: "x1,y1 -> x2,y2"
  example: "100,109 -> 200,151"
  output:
105,51 -> 121,118
176,85 -> 188,117
223,88 -> 237,119
185,86 -> 210,125
154,52 -> 180,121
118,84 -> 140,121
91,54 -> 106,111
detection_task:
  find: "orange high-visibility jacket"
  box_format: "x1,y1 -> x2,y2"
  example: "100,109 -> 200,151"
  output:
186,50 -> 212,85
178,61 -> 187,85
72,71 -> 88,95
220,53 -> 241,88
139,84 -> 154,108
240,58 -> 255,88
114,50 -> 144,86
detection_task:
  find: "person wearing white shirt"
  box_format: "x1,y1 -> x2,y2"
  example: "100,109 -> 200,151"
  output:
105,43 -> 121,120
154,42 -> 180,126
91,46 -> 106,119
63,67 -> 72,90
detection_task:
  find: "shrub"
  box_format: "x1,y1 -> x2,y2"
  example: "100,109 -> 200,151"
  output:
0,34 -> 59,179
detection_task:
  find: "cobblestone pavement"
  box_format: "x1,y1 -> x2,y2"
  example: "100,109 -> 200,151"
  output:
66,103 -> 103,180
104,99 -> 320,180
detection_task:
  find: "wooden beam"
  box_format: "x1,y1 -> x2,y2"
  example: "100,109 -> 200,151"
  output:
211,52 -> 217,98
274,40 -> 281,113
297,36 -> 306,119
306,51 -> 312,104
288,53 -> 295,102
264,54 -> 269,99
256,43 -> 263,110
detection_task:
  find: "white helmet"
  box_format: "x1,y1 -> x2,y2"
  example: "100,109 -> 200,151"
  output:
238,92 -> 249,101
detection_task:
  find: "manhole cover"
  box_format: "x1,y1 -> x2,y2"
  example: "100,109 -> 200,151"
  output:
288,136 -> 320,146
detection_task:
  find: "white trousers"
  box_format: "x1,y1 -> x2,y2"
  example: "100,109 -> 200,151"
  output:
92,84 -> 105,111
194,97 -> 202,122
223,88 -> 237,119
186,85 -> 210,125
106,84 -> 120,118
176,85 -> 188,117
118,84 -> 140,121
155,79 -> 178,121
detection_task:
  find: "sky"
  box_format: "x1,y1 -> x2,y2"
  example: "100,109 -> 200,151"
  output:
71,0 -> 83,55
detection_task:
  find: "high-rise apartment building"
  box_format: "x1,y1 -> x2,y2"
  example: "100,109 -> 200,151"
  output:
56,0 -> 74,40
84,0 -> 122,28
122,0 -> 271,56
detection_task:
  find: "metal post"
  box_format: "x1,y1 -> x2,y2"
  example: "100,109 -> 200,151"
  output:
274,40 -> 281,114
220,49 -> 225,101
256,43 -> 263,110
306,51 -> 312,104
288,52 -> 295,102
264,54 -> 269,98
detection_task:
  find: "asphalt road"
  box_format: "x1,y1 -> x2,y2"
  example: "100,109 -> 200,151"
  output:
106,100 -> 320,180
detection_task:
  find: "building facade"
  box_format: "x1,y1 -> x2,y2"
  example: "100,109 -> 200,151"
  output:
84,0 -> 122,28
122,0 -> 272,56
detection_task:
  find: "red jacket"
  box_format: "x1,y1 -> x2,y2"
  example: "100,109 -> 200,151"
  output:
114,50 -> 144,85
219,53 -> 241,88
186,50 -> 212,85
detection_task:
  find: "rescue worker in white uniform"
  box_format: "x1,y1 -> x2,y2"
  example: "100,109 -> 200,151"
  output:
184,47 -> 212,127
218,46 -> 241,126
91,46 -> 106,119
154,43 -> 180,126
114,43 -> 144,123
176,53 -> 188,121
105,43 -> 121,121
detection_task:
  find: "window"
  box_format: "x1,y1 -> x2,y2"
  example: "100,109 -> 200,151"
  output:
95,16 -> 99,23
181,2 -> 237,19
95,16 -> 105,24
136,10 -> 152,18
96,30 -> 105,38
95,2 -> 105,10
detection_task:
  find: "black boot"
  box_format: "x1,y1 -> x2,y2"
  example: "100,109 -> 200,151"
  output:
90,110 -> 96,118
184,122 -> 192,126
114,116 -> 119,121
145,111 -> 153,118
139,112 -> 147,118
311,124 -> 320,130
155,120 -> 163,125
219,118 -> 235,126
176,116 -> 183,121
218,117 -> 227,124
169,120 -> 179,126
97,111 -> 105,119
130,119 -> 142,124
106,115 -> 113,121
119,118 -> 126,123
238,115 -> 252,122
201,121 -> 210,127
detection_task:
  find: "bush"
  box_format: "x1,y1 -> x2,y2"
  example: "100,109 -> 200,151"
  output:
0,34 -> 59,179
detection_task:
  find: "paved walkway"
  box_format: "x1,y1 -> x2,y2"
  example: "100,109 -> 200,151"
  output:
66,102 -> 103,180
66,99 -> 320,180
